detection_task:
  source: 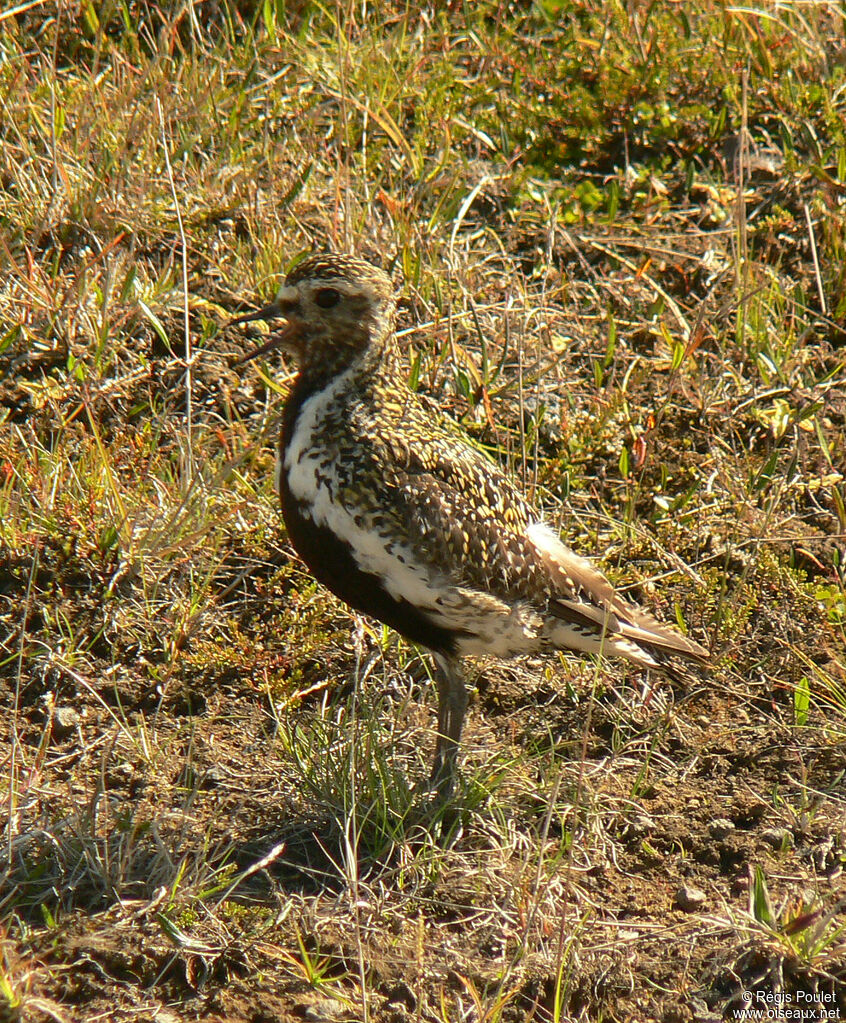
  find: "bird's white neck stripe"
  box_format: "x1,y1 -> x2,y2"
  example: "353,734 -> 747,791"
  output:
282,364 -> 359,478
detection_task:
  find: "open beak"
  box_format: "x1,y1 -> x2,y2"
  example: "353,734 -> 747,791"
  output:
229,300 -> 283,329
229,298 -> 299,365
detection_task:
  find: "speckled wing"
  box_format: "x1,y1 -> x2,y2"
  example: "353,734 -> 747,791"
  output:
387,451 -> 544,599
324,385 -> 707,665
359,411 -> 708,666
350,398 -> 541,593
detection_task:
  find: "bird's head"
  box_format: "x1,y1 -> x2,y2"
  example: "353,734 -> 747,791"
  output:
233,253 -> 397,378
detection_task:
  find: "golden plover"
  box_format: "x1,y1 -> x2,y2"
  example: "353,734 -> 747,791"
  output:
234,253 -> 708,791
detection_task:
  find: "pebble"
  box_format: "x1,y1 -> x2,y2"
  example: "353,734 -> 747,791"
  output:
676,885 -> 707,912
52,706 -> 80,738
761,827 -> 793,849
708,818 -> 735,839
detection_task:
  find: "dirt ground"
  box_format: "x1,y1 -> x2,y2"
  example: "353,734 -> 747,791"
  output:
4,615 -> 845,1021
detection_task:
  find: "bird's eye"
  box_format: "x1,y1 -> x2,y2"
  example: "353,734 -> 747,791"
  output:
314,288 -> 341,309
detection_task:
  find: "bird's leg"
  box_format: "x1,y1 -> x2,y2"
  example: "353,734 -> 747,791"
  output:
430,653 -> 467,793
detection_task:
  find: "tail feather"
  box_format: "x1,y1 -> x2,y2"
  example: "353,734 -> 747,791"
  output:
614,602 -> 710,664
527,521 -> 709,670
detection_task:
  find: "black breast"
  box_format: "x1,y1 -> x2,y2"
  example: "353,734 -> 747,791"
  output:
278,376 -> 457,656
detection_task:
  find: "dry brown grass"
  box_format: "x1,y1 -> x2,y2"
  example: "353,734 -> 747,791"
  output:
1,2 -> 845,1020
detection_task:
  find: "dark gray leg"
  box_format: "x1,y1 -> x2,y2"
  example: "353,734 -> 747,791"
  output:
430,653 -> 467,793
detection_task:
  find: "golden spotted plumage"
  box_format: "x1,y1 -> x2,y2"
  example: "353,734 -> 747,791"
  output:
235,253 -> 709,793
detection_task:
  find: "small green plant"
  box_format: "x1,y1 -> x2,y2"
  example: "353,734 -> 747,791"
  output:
454,973 -> 520,1023
277,925 -> 354,1000
793,675 -> 810,727
0,967 -> 23,1023
742,866 -> 846,972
